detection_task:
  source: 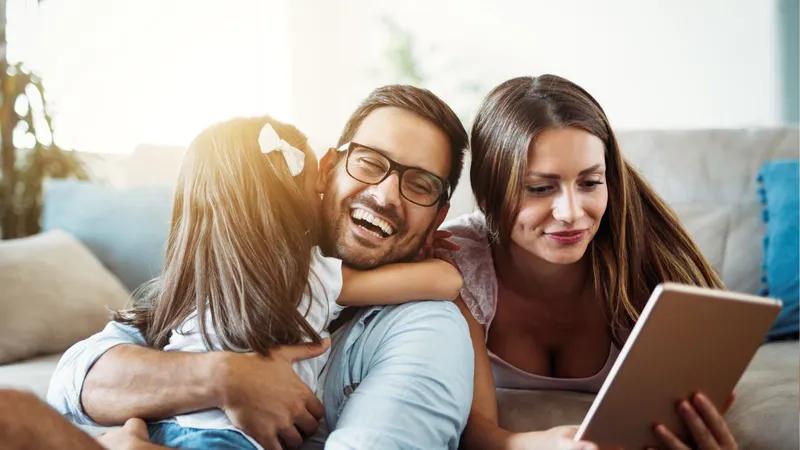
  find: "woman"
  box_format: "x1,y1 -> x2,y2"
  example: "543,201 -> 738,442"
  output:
446,75 -> 736,450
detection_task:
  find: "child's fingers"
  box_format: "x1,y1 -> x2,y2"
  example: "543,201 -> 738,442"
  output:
433,230 -> 453,238
432,239 -> 460,251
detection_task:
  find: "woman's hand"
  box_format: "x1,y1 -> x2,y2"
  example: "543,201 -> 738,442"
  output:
505,426 -> 603,450
650,392 -> 737,450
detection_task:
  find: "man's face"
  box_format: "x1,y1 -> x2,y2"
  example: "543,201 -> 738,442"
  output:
317,106 -> 452,269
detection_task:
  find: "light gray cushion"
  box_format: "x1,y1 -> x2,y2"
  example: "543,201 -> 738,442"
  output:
0,353 -> 63,399
724,341 -> 800,450
0,230 -> 130,364
41,180 -> 173,292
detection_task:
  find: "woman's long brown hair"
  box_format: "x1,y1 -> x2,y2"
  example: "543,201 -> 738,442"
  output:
470,75 -> 724,346
113,116 -> 322,354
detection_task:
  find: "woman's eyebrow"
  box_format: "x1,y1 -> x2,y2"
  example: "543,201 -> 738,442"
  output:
526,164 -> 605,179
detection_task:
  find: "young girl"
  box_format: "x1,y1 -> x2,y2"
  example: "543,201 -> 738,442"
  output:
113,116 -> 462,449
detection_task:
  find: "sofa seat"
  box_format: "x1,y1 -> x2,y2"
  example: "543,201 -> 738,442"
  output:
0,352 -> 63,400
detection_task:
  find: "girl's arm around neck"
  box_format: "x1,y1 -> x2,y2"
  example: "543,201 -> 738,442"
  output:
338,259 -> 462,306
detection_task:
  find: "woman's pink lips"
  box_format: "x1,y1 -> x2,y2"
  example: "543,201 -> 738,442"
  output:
545,230 -> 587,244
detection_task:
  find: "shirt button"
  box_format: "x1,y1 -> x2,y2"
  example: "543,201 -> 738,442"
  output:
343,383 -> 359,397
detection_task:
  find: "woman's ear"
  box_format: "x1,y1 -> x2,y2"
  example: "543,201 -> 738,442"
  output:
316,147 -> 338,194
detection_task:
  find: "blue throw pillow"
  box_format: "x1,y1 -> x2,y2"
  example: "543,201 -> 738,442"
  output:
41,180 -> 174,293
757,160 -> 799,340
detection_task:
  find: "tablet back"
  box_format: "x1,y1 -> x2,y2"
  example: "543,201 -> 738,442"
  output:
575,282 -> 782,449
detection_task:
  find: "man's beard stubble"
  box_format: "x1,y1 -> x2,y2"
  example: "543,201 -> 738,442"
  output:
320,180 -> 434,270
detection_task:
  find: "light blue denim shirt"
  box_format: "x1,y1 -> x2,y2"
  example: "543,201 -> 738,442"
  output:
47,301 -> 474,450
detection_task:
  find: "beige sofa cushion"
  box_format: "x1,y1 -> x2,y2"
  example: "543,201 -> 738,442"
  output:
0,230 -> 130,364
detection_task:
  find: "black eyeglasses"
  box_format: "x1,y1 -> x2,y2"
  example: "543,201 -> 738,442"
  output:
337,142 -> 450,207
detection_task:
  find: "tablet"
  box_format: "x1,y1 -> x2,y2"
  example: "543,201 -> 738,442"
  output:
574,282 -> 782,449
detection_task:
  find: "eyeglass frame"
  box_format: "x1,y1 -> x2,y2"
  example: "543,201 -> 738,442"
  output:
336,141 -> 451,207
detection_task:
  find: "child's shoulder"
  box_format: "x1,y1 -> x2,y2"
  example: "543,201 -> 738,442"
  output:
438,211 -> 496,325
439,211 -> 492,267
310,246 -> 342,271
441,210 -> 488,242
309,245 -> 344,295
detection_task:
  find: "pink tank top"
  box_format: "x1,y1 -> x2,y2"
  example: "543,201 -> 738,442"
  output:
439,212 -> 619,393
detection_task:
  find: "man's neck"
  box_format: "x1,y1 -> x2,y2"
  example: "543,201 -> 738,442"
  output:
492,242 -> 591,304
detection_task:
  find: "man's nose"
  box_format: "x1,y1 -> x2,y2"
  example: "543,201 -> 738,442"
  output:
368,171 -> 403,208
552,189 -> 584,223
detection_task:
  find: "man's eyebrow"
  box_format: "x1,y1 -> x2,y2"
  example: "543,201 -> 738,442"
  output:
351,141 -> 390,157
354,142 -> 446,177
526,164 -> 605,179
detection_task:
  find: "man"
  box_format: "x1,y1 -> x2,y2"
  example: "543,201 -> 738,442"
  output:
43,84 -> 474,450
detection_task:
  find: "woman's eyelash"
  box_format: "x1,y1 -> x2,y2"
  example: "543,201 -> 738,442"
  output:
526,186 -> 552,193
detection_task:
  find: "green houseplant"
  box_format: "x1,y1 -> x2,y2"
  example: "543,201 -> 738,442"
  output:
0,0 -> 89,239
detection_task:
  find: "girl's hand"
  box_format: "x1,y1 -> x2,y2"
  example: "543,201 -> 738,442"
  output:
417,230 -> 460,261
97,418 -> 170,449
650,392 -> 737,450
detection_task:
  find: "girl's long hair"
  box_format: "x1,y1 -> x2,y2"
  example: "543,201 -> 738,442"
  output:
113,116 -> 322,354
470,75 -> 724,346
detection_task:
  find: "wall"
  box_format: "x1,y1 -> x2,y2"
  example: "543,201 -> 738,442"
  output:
286,0 -> 790,150
779,0 -> 799,123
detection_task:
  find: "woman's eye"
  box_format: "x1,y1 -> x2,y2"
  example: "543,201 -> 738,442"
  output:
580,180 -> 604,189
526,185 -> 552,195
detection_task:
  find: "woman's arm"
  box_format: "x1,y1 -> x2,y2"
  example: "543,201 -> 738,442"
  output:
453,297 -> 514,450
338,259 -> 462,306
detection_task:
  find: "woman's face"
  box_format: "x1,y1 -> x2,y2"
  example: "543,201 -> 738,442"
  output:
510,126 -> 608,265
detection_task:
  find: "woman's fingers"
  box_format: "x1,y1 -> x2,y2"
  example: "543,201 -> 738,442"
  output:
654,423 -> 692,450
722,391 -> 736,414
693,393 -> 736,448
678,399 -> 721,449
653,394 -> 737,450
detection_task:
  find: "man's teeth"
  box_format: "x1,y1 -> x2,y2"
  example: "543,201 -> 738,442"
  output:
351,209 -> 395,236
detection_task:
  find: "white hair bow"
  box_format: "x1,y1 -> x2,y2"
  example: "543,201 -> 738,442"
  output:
258,123 -> 305,176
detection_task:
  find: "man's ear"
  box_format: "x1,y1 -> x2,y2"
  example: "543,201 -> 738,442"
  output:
316,147 -> 338,194
434,202 -> 450,229
425,202 -> 451,247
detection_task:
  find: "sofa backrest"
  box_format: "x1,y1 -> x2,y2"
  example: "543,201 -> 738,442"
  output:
45,127 -> 798,295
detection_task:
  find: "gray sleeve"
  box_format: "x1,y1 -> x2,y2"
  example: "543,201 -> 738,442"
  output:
46,321 -> 147,425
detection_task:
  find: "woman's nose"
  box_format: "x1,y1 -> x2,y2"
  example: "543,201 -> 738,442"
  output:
552,190 -> 584,223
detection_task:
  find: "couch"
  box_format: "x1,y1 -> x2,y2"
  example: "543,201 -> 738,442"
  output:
0,127 -> 798,449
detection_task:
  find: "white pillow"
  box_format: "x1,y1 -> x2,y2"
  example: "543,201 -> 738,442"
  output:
0,230 -> 131,364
